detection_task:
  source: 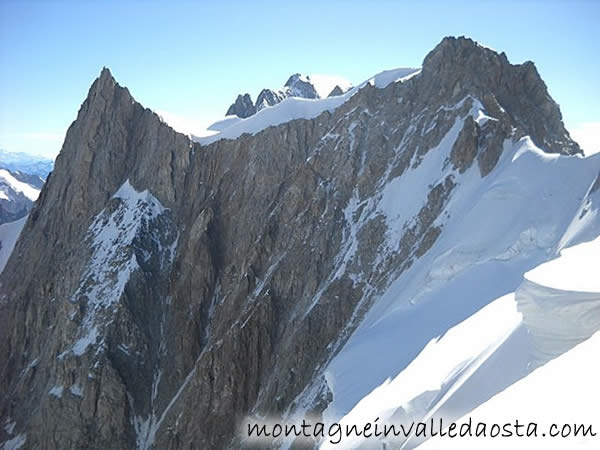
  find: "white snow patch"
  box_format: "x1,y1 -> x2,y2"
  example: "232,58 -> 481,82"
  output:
73,179 -> 167,309
71,326 -> 99,356
0,169 -> 40,201
0,216 -> 27,273
2,433 -> 26,450
206,115 -> 242,132
117,343 -> 130,355
3,421 -> 15,435
366,67 -> 421,88
69,384 -> 83,397
378,115 -> 463,243
526,235 -> 600,292
48,385 -> 64,398
473,108 -> 497,126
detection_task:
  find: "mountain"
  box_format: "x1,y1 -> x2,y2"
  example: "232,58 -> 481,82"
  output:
0,149 -> 54,179
225,93 -> 256,119
327,85 -> 345,97
225,73 -> 338,119
0,37 -> 597,450
0,168 -> 43,224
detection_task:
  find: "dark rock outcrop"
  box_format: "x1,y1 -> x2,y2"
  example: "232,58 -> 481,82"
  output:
225,93 -> 256,118
255,87 -> 286,110
327,85 -> 344,97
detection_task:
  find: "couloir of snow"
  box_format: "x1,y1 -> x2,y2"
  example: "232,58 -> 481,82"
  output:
306,114 -> 600,449
72,180 -> 167,309
192,68 -> 419,145
0,216 -> 27,273
56,180 -> 176,359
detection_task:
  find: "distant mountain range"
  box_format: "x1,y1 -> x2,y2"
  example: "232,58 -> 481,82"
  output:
0,148 -> 54,179
0,149 -> 51,225
225,73 -> 352,119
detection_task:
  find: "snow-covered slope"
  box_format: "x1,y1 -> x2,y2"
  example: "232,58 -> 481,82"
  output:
0,216 -> 27,273
0,169 -> 42,224
317,230 -> 600,449
423,332 -> 600,449
419,238 -> 600,449
301,136 -> 600,449
0,169 -> 40,201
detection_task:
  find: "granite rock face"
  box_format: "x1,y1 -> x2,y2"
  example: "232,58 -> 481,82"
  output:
0,38 -> 585,450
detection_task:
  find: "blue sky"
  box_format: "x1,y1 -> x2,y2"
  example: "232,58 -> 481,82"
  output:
1,0 -> 598,158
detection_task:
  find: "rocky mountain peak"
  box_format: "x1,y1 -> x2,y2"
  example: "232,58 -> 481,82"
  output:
89,67 -> 118,101
225,72 -> 320,118
283,73 -> 319,98
424,36 -> 508,71
73,67 -> 136,139
420,36 -> 581,155
99,66 -> 115,83
225,93 -> 256,118
327,85 -> 345,97
283,72 -> 304,86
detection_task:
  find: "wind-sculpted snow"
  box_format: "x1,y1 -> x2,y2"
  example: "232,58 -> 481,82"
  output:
317,210 -> 600,449
309,136 -> 600,449
418,236 -> 600,450
0,216 -> 26,273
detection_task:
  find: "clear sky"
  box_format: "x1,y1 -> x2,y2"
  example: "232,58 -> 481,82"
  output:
1,0 -> 599,158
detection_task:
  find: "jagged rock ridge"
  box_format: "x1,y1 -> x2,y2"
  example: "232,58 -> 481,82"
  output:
225,73 -> 322,119
0,37 -> 590,450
